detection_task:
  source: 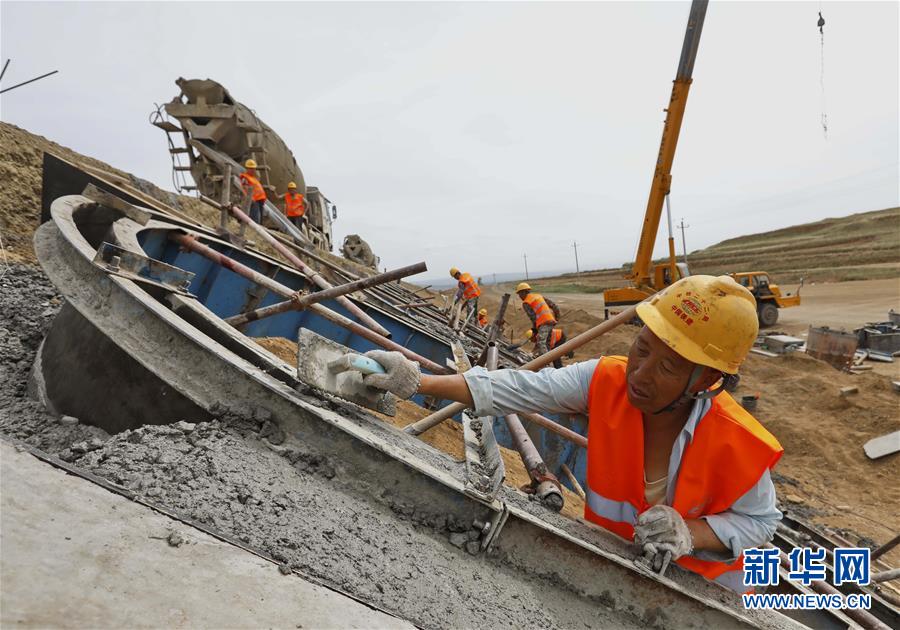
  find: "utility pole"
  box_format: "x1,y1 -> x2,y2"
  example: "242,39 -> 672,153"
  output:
572,242 -> 580,274
523,253 -> 529,280
677,218 -> 690,265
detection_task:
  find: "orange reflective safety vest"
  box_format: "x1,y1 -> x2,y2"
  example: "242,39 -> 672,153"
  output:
240,172 -> 266,202
284,192 -> 305,217
549,328 -> 564,349
458,273 -> 481,300
523,292 -> 556,327
477,314 -> 488,328
584,356 -> 783,592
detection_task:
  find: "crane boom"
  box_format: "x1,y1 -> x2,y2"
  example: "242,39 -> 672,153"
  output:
628,0 -> 708,288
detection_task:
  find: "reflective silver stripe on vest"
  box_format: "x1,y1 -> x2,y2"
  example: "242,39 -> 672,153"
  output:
712,568 -> 746,593
585,486 -> 639,524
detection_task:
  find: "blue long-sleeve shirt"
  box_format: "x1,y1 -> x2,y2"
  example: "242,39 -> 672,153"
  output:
462,359 -> 782,561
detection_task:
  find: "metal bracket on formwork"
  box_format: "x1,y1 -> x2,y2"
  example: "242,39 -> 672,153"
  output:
479,503 -> 510,553
462,411 -> 505,503
92,242 -> 195,295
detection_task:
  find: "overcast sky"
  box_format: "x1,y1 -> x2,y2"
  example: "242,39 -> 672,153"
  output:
2,1 -> 897,282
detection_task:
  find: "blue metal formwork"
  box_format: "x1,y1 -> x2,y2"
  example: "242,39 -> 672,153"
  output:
139,229 -> 591,492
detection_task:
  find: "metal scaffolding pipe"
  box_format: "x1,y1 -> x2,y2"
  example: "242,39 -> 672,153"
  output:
504,412 -> 564,511
202,195 -> 391,338
520,412 -> 588,449
223,262 -> 427,326
404,305 -> 638,436
169,233 -> 450,375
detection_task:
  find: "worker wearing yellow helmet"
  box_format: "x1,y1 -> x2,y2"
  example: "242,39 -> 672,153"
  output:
449,267 -> 481,322
239,158 -> 267,224
476,308 -> 489,328
515,282 -> 561,357
360,276 -> 783,592
523,326 -> 570,368
282,181 -> 306,231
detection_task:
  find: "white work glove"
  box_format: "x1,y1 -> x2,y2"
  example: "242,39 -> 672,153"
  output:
362,350 -> 421,400
634,505 -> 693,573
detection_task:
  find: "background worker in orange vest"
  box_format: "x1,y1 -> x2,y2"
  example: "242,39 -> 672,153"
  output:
516,282 -> 561,356
360,275 -> 783,593
476,308 -> 489,328
239,159 -> 267,224
523,327 -> 571,368
282,182 -> 306,231
449,267 -> 481,319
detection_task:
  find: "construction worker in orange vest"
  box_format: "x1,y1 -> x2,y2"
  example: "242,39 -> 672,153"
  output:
239,159 -> 267,224
524,327 -> 571,368
516,282 -> 561,357
360,276 -> 783,593
282,182 -> 306,231
449,267 -> 481,320
477,308 -> 489,328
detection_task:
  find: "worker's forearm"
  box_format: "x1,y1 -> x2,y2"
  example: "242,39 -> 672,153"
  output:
418,374 -> 474,406
687,519 -> 729,554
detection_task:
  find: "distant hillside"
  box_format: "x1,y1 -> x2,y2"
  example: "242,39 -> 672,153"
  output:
494,207 -> 900,294
687,207 -> 900,283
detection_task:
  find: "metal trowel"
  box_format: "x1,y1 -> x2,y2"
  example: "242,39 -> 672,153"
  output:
296,329 -> 396,416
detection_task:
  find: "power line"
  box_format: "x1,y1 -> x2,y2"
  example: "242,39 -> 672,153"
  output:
523,253 -> 529,280
572,242 -> 580,273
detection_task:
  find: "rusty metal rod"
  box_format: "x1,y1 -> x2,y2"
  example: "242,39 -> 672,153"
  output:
560,463 -> 586,501
503,413 -> 564,512
520,412 -> 589,449
872,568 -> 900,583
170,233 -> 450,375
201,195 -> 391,338
872,533 -> 900,562
397,301 -> 433,309
223,262 -> 426,326
404,305 -> 638,436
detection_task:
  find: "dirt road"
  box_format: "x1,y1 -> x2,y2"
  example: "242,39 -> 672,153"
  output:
544,278 -> 900,333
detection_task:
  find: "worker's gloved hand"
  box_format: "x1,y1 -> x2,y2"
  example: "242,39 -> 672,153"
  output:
634,505 -> 693,571
362,350 -> 421,399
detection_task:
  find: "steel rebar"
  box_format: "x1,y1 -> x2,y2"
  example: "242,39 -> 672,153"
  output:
170,233 -> 450,375
200,194 -> 391,338
224,262 -> 426,326
404,305 -> 638,436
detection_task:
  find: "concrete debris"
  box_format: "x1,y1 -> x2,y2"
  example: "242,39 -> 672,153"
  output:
167,532 -> 185,548
839,386 -> 859,397
58,415 -> 79,426
785,494 -> 804,504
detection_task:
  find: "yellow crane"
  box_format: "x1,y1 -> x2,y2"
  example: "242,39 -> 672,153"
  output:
603,0 -> 802,327
602,0 -> 706,319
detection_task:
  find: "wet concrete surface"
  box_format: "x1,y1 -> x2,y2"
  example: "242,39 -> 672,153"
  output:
1,441 -> 414,630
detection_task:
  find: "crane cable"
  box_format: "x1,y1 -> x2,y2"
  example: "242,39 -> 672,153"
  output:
818,6 -> 828,140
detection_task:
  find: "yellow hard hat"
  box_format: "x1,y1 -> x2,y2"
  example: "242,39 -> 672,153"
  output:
244,159 -> 257,169
516,282 -> 531,293
525,329 -> 534,339
478,308 -> 487,316
287,181 -> 297,189
449,267 -> 460,277
636,275 -> 758,374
